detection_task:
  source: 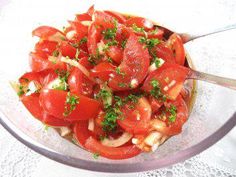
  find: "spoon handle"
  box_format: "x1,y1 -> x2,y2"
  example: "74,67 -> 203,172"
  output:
188,69 -> 236,90
180,23 -> 236,43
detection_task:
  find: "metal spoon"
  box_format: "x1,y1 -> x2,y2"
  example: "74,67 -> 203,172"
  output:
157,23 -> 236,90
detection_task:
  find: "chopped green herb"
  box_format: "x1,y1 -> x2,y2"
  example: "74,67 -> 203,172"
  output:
164,77 -> 170,83
63,92 -> 79,116
116,67 -> 125,78
70,42 -> 79,48
17,85 -> 25,96
93,153 -> 100,159
52,50 -> 59,57
107,57 -> 113,63
118,82 -> 126,88
138,37 -> 160,49
102,27 -> 117,40
153,57 -> 161,68
150,28 -> 158,35
79,37 -> 87,45
121,39 -> 127,49
168,105 -> 177,123
60,36 -> 66,41
88,49 -> 102,65
132,24 -> 145,33
102,40 -> 118,52
96,88 -> 112,108
150,79 -> 166,101
44,124 -> 49,131
99,135 -> 107,141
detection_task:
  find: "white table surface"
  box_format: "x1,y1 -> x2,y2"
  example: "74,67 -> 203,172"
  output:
1,0 -> 236,176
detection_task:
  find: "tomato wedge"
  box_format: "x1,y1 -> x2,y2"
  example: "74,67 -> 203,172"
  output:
151,96 -> 188,135
108,33 -> 150,90
104,10 -> 126,24
74,120 -> 92,146
59,41 -> 77,58
68,68 -> 95,97
142,63 -> 189,100
126,17 -> 154,30
35,40 -> 58,56
29,52 -> 66,72
118,97 -> 151,134
106,46 -> 123,64
32,26 -> 65,42
40,89 -> 101,121
87,22 -> 102,55
84,137 -> 141,159
154,43 -> 175,63
90,62 -> 116,81
166,33 -> 185,65
93,11 -> 116,29
21,93 -> 71,127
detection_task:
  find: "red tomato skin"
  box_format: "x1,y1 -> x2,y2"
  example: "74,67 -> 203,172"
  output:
93,11 -> 116,29
76,13 -> 91,21
155,43 -> 175,63
79,56 -> 94,70
21,93 -> 71,127
87,22 -> 102,55
29,52 -> 66,72
84,137 -> 141,159
40,89 -> 101,121
87,5 -> 95,16
167,33 -> 185,65
68,68 -> 95,97
90,62 -> 116,81
126,17 -> 154,30
149,97 -> 163,113
108,33 -> 150,91
19,69 -> 58,87
142,62 -> 190,100
104,10 -> 126,24
59,41 -> 77,58
32,26 -> 64,40
106,46 -> 123,64
35,40 -> 58,56
74,121 -> 92,146
117,97 -> 151,134
68,21 -> 88,41
152,96 -> 188,135
134,28 -> 164,39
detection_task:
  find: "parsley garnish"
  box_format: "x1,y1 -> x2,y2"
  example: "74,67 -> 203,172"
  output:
75,48 -> 80,60
150,28 -> 159,35
138,37 -> 160,49
168,105 -> 177,123
121,39 -> 127,49
93,153 -> 100,159
102,27 -> 117,40
102,40 -> 118,52
52,50 -> 59,57
79,37 -> 87,45
153,57 -> 161,68
132,24 -> 145,33
17,85 -> 25,96
88,49 -> 102,65
63,92 -> 79,116
96,88 -> 112,108
150,79 -> 166,101
118,82 -> 126,88
116,67 -> 126,78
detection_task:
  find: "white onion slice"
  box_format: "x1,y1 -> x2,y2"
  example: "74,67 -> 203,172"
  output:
59,127 -> 71,137
88,118 -> 95,131
101,132 -> 132,147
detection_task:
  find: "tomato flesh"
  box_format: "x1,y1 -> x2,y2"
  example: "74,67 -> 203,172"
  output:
84,137 -> 141,159
108,33 -> 150,90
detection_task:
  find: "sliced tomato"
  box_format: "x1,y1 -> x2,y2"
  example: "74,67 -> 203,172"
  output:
152,96 -> 188,135
35,40 -> 58,56
68,68 -> 95,97
59,41 -> 77,58
166,33 -> 185,65
115,24 -> 132,45
142,63 -> 189,100
154,43 -> 175,63
126,17 -> 153,30
29,52 -> 66,72
87,22 -> 102,55
108,33 -> 150,90
90,62 -> 116,81
40,89 -> 101,121
79,56 -> 94,70
68,21 -> 88,41
93,11 -> 116,29
19,69 -> 58,87
106,46 -> 123,64
74,120 -> 92,146
84,137 -> 141,159
149,97 -> 163,113
104,10 -> 126,24
118,97 -> 151,134
134,28 -> 164,39
76,13 -> 91,21
21,93 -> 71,127
32,26 -> 65,42
87,5 -> 95,16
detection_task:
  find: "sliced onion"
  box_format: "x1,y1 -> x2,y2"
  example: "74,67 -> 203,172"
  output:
59,127 -> 71,137
60,56 -> 91,79
101,132 -> 132,147
88,118 -> 95,131
48,32 -> 65,42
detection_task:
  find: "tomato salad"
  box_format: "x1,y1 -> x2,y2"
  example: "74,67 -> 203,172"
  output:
14,5 -> 193,160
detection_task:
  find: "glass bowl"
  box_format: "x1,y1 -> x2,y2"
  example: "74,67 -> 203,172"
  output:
0,0 -> 236,173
